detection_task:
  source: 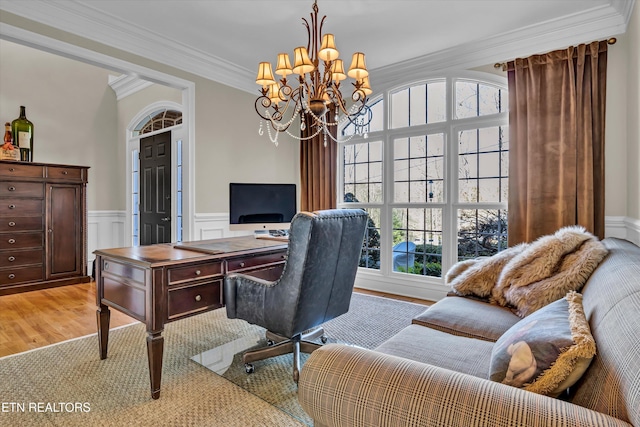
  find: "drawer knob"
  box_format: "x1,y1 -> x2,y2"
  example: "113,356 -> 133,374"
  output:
9,168 -> 15,172
62,171 -> 68,175
195,270 -> 201,276
195,294 -> 202,302
104,262 -> 109,270
8,221 -> 15,227
8,256 -> 15,262
8,186 -> 15,191
8,238 -> 15,244
8,204 -> 16,209
8,274 -> 15,279
239,262 -> 245,268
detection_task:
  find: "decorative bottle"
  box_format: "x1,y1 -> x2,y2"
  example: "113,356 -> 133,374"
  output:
11,106 -> 34,162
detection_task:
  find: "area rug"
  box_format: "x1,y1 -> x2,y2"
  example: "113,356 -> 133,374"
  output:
0,293 -> 426,426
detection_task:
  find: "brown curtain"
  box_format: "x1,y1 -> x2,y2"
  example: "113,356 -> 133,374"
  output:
507,40 -> 607,245
299,105 -> 337,211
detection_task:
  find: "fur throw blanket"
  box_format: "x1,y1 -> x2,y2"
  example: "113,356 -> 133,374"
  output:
447,226 -> 609,317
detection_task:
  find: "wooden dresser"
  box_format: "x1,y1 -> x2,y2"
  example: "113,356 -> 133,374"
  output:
0,160 -> 90,295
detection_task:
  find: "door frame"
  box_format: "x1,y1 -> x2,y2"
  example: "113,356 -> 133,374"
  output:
127,103 -> 185,245
0,23 -> 197,245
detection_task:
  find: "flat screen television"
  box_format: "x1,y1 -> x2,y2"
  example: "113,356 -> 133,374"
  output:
229,183 -> 297,232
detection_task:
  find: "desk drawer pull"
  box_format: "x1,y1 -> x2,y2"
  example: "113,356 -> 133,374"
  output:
239,262 -> 245,268
8,274 -> 15,279
195,294 -> 202,302
8,256 -> 15,262
8,204 -> 16,209
195,270 -> 201,276
8,186 -> 16,191
8,238 -> 15,244
8,221 -> 15,227
104,262 -> 109,270
62,171 -> 68,175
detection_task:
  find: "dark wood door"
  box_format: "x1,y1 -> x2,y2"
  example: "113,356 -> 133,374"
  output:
48,184 -> 82,278
140,131 -> 172,245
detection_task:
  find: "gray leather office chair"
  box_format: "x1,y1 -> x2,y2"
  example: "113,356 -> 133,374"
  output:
224,209 -> 369,382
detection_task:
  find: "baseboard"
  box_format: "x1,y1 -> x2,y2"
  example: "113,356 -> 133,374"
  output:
605,215 -> 640,246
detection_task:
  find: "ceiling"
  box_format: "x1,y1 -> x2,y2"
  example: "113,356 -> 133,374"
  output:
0,0 -> 635,93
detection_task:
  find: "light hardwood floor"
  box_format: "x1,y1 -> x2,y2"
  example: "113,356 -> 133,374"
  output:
0,282 -> 431,358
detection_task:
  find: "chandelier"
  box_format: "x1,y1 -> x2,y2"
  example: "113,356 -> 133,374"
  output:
254,0 -> 372,146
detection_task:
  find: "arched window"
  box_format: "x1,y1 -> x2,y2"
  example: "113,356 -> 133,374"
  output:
338,73 -> 509,286
132,109 -> 182,137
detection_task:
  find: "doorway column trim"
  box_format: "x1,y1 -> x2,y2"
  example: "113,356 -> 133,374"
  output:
0,22 -> 197,242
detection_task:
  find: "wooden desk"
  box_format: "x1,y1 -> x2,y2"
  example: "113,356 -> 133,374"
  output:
94,236 -> 287,399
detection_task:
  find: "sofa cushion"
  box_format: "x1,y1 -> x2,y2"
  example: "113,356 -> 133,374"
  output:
375,324 -> 494,378
412,296 -> 521,342
570,238 -> 640,426
489,291 -> 596,397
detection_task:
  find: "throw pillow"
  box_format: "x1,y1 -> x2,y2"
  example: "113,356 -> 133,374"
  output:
489,291 -> 596,397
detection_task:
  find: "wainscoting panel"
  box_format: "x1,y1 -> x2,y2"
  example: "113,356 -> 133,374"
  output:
193,213 -> 251,241
87,211 -> 126,263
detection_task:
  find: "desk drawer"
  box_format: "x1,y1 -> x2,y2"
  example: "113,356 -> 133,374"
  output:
168,280 -> 223,319
0,216 -> 43,232
168,262 -> 223,285
0,249 -> 42,268
0,182 -> 44,198
227,252 -> 287,272
0,198 -> 43,215
0,232 -> 43,250
0,265 -> 44,286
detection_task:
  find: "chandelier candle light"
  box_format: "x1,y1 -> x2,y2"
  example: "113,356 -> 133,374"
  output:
255,0 -> 372,146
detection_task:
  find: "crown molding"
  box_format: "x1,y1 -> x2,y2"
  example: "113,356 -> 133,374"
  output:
108,74 -> 153,100
371,1 -> 633,91
0,0 -> 254,93
0,0 -> 635,95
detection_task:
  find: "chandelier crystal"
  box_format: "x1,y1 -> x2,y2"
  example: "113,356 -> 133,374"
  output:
254,0 -> 372,146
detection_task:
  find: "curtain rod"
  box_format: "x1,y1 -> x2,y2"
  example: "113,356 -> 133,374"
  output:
493,37 -> 617,70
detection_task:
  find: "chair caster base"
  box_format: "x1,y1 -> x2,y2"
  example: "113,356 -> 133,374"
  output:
245,363 -> 254,374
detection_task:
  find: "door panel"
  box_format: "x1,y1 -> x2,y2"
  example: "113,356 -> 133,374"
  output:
48,184 -> 81,277
140,131 -> 172,245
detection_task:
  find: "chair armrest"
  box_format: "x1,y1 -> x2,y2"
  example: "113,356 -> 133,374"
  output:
298,344 -> 631,427
224,273 -> 274,319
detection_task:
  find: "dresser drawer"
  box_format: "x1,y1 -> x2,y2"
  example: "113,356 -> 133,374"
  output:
47,166 -> 85,182
168,262 -> 223,285
0,232 -> 43,250
0,198 -> 43,215
0,163 -> 45,179
227,251 -> 287,272
0,265 -> 44,286
0,182 -> 44,198
168,280 -> 223,319
0,216 -> 43,232
0,249 -> 43,268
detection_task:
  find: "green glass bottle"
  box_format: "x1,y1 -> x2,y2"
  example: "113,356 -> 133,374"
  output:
11,106 -> 34,162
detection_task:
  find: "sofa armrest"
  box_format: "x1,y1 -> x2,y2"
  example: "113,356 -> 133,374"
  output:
298,344 -> 631,427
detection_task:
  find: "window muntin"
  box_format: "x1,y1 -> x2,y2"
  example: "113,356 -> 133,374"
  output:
393,133 -> 445,203
341,98 -> 384,137
458,125 -> 509,203
455,80 -> 508,119
391,80 -> 446,129
359,207 -> 381,270
342,140 -> 383,203
457,209 -> 508,260
339,74 -> 508,281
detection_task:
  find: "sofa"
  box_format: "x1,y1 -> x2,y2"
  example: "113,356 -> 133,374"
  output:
298,237 -> 640,427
